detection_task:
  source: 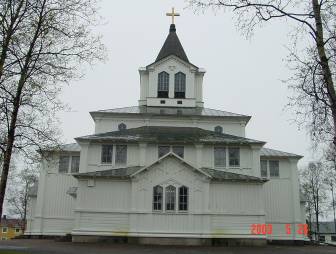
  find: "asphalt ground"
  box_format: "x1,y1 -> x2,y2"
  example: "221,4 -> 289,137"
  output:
0,239 -> 335,254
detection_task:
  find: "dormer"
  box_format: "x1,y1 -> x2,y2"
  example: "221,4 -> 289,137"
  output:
139,24 -> 206,108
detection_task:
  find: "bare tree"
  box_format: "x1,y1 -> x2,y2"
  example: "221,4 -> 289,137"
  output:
188,0 -> 336,146
0,0 -> 105,220
301,162 -> 329,241
6,166 -> 37,231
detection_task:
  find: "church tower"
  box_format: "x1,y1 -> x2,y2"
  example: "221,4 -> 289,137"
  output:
138,11 -> 206,108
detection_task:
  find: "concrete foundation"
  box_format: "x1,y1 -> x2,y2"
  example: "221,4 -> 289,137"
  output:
72,235 -> 267,246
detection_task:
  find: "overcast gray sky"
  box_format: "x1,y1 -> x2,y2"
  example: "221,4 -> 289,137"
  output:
58,0 -> 315,167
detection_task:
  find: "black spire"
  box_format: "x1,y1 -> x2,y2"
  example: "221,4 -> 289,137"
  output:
155,24 -> 189,63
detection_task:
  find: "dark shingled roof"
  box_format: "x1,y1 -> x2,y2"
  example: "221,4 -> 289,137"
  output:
202,168 -> 267,183
91,106 -> 251,120
73,166 -> 142,179
76,126 -> 265,145
155,24 -> 189,64
260,147 -> 302,158
73,162 -> 266,183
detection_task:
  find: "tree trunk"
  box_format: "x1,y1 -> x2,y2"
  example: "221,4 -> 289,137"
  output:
312,0 -> 336,146
0,0 -> 47,220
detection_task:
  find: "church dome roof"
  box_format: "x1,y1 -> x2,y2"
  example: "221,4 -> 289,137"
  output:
155,24 -> 189,63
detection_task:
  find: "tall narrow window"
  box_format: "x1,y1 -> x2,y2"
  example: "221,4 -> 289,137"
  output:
158,145 -> 170,158
116,145 -> 127,164
59,156 -> 70,173
179,186 -> 188,211
214,147 -> 226,167
101,145 -> 113,164
229,148 -> 240,167
158,71 -> 169,98
71,156 -> 80,173
269,160 -> 280,177
174,72 -> 186,98
153,185 -> 163,211
172,146 -> 184,158
165,185 -> 176,211
260,160 -> 268,177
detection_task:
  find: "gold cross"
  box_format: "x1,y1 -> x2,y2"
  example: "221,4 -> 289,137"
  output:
166,7 -> 180,24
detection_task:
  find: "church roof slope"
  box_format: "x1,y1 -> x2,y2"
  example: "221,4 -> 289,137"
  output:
260,147 -> 302,158
76,126 -> 265,145
73,166 -> 142,179
155,24 -> 189,64
91,106 -> 251,120
201,168 -> 267,183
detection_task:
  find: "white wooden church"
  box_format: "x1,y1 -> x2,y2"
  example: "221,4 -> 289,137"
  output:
26,12 -> 307,245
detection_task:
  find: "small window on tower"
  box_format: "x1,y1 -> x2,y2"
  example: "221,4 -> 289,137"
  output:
118,123 -> 127,131
158,71 -> 169,98
174,72 -> 186,98
214,126 -> 223,134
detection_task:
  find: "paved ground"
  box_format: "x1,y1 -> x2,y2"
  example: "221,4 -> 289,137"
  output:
0,239 -> 334,254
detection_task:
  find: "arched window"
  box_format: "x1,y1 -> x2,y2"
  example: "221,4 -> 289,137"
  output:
214,125 -> 223,134
153,185 -> 163,211
165,185 -> 176,211
158,71 -> 169,98
174,72 -> 186,98
118,123 -> 127,131
178,186 -> 188,211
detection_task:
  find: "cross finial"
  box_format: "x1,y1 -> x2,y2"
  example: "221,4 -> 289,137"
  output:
166,7 -> 180,24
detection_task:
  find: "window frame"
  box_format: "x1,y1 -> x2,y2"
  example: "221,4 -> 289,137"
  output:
15,228 -> 20,233
269,160 -> 280,178
101,144 -> 113,164
172,146 -> 184,158
174,72 -> 186,98
214,147 -> 226,167
118,123 -> 127,131
214,126 -> 223,134
115,144 -> 127,165
71,156 -> 80,173
59,155 -> 70,173
178,186 -> 188,211
2,227 -> 8,233
158,145 -> 170,158
158,71 -> 169,98
153,185 -> 163,211
165,185 -> 176,211
228,147 -> 240,167
260,160 -> 268,178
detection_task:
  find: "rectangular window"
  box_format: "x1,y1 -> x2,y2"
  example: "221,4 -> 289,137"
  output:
115,145 -> 127,164
158,72 -> 169,98
71,156 -> 80,173
153,186 -> 163,211
229,148 -> 240,167
172,146 -> 184,158
179,186 -> 188,211
331,236 -> 336,242
59,156 -> 70,173
269,160 -> 280,177
260,160 -> 268,177
15,228 -> 20,233
214,147 -> 226,167
158,145 -> 170,158
101,145 -> 113,164
165,186 -> 176,211
2,227 -> 8,233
